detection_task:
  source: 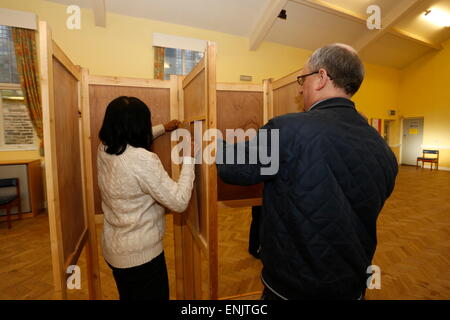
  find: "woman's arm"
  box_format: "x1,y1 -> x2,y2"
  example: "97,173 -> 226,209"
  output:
134,151 -> 195,213
152,124 -> 165,140
152,120 -> 181,140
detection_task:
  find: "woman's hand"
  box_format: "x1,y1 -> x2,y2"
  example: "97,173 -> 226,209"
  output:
164,120 -> 181,132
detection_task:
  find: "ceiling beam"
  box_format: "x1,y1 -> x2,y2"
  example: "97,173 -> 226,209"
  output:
249,0 -> 288,51
92,0 -> 106,28
352,0 -> 423,52
291,0 -> 442,50
390,27 -> 442,50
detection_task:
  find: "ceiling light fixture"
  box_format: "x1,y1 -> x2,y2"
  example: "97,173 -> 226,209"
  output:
423,8 -> 450,27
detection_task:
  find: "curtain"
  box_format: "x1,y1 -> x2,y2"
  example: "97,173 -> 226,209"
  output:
11,27 -> 43,153
154,46 -> 165,80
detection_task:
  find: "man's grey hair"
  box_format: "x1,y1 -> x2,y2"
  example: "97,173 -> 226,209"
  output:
308,43 -> 365,96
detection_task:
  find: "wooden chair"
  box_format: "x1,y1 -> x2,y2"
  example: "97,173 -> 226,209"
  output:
416,150 -> 439,171
0,178 -> 22,229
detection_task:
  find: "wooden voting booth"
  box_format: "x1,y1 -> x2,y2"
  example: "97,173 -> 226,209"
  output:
83,74 -> 178,216
38,21 -> 101,299
216,83 -> 265,206
39,15 -> 306,298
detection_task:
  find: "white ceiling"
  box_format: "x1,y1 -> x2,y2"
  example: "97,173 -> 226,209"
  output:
266,1 -> 368,51
46,0 -> 270,36
46,0 -> 450,69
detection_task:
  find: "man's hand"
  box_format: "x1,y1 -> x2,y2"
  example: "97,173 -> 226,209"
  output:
164,120 -> 181,132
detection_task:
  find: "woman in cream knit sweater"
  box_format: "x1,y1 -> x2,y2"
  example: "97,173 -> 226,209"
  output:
97,96 -> 195,300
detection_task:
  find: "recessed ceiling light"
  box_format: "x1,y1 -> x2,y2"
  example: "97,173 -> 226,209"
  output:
423,8 -> 450,27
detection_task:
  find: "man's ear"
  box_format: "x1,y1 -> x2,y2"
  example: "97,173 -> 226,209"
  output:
315,68 -> 328,91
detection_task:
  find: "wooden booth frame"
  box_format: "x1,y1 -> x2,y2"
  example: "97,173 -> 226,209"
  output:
80,72 -> 180,295
39,21 -> 101,299
39,15 -> 306,299
268,68 -> 304,118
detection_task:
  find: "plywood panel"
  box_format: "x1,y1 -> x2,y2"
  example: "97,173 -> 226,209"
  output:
52,57 -> 85,266
88,85 -> 171,214
216,90 -> 264,201
183,70 -> 206,121
273,82 -> 304,117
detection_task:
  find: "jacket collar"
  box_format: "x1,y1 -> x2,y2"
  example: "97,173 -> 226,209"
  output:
308,97 -> 355,112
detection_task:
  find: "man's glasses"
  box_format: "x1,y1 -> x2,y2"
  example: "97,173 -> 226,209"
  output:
297,71 -> 333,86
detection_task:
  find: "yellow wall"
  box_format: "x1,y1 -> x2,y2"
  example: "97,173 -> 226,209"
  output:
0,0 -> 312,83
3,0 -> 444,169
1,0 -> 402,163
397,39 -> 450,168
353,64 -> 402,158
0,149 -> 42,161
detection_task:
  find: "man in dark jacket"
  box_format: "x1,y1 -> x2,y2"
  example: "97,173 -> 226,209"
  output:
216,43 -> 398,300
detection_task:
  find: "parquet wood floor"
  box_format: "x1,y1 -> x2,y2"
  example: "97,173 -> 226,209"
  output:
0,166 -> 448,300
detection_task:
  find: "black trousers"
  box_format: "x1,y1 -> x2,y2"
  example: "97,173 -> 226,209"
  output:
249,206 -> 262,258
107,251 -> 169,300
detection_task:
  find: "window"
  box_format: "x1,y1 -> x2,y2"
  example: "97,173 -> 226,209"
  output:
152,33 -> 206,80
162,48 -> 204,80
0,25 -> 20,84
0,25 -> 37,151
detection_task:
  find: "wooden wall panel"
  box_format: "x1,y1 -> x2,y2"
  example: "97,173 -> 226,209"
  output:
88,85 -> 171,214
216,90 -> 264,201
183,70 -> 206,121
273,82 -> 304,117
52,57 -> 86,265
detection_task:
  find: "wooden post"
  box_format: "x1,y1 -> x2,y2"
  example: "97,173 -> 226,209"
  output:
263,78 -> 273,123
38,20 -> 66,300
80,68 -> 103,299
205,41 -> 218,300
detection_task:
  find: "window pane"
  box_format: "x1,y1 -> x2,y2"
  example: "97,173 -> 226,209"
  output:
163,47 -> 204,80
0,25 -> 20,84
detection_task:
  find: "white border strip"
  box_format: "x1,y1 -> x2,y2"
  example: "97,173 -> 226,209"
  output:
152,32 -> 207,52
0,8 -> 37,30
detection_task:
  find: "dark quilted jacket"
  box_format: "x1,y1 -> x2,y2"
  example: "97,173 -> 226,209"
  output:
216,98 -> 398,299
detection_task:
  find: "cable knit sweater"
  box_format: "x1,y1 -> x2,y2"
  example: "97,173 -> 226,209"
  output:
97,126 -> 195,268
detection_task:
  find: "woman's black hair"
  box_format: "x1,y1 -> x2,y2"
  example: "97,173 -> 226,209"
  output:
99,96 -> 153,155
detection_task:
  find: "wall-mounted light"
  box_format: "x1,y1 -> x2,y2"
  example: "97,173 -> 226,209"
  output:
423,8 -> 450,27
164,62 -> 170,69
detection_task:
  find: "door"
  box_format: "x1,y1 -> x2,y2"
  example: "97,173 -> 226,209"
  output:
402,118 -> 424,165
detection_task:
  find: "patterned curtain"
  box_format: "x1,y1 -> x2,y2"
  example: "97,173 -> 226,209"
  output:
154,46 -> 165,80
11,27 -> 43,152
